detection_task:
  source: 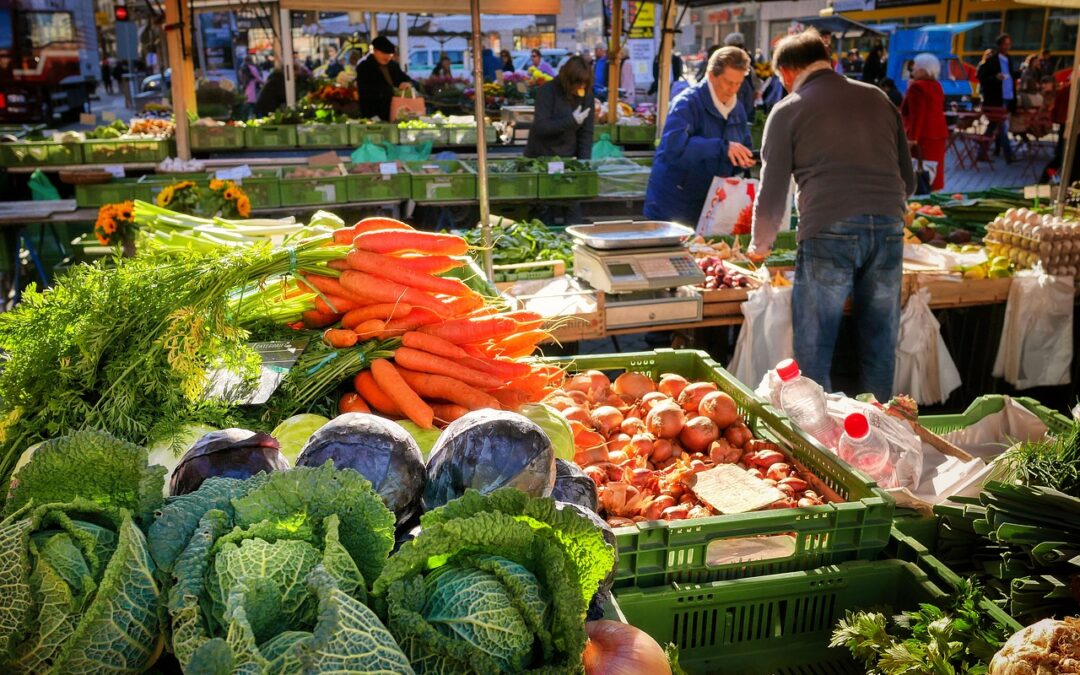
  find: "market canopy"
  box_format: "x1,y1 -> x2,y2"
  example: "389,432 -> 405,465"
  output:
791,15 -> 888,37
279,0 -> 559,14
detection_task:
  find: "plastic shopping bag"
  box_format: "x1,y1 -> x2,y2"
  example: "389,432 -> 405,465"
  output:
591,135 -> 624,159
729,280 -> 793,388
29,169 -> 60,201
893,288 -> 962,405
697,176 -> 756,237
993,266 -> 1074,389
350,139 -> 389,164
386,142 -> 433,162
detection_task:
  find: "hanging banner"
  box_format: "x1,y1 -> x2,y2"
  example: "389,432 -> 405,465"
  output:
628,1 -> 654,40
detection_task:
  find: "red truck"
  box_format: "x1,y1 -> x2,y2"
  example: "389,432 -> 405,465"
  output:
0,0 -> 100,122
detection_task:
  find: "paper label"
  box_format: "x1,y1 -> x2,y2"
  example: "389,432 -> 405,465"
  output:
104,165 -> 125,178
426,181 -> 450,199
378,162 -> 398,175
79,112 -> 97,126
547,161 -> 565,174
705,534 -> 798,566
516,82 -> 528,94
1023,184 -> 1052,199
315,184 -> 337,202
102,111 -> 117,121
216,165 -> 253,182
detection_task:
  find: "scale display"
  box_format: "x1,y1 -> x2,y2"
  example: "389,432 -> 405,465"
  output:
573,245 -> 705,293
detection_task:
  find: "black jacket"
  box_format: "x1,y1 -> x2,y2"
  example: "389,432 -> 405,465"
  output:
355,55 -> 414,121
524,80 -> 594,159
976,51 -> 1017,109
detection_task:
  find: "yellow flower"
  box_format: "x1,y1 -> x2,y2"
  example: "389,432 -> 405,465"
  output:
177,181 -> 195,189
236,196 -> 251,217
101,218 -> 117,234
95,231 -> 110,245
210,179 -> 224,191
224,188 -> 236,201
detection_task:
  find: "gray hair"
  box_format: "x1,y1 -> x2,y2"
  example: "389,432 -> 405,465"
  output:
912,52 -> 940,79
709,46 -> 750,77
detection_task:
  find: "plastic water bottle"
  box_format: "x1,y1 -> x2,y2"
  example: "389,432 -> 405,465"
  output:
776,359 -> 842,450
838,413 -> 897,488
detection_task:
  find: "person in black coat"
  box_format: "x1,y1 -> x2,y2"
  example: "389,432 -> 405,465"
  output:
648,51 -> 684,96
976,33 -> 1017,160
861,45 -> 885,85
525,56 -> 595,159
355,36 -> 415,121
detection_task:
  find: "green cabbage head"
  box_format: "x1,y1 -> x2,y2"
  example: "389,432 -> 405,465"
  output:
0,430 -> 167,674
148,461 -> 412,674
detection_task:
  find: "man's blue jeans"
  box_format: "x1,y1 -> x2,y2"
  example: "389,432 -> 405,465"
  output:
792,215 -> 904,401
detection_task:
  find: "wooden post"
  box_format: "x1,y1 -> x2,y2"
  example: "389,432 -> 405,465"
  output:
608,0 -> 622,124
471,0 -> 493,280
656,0 -> 675,134
282,8 -> 296,107
1054,34 -> 1080,217
164,0 -> 196,159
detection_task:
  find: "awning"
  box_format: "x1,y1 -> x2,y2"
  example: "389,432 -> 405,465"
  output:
914,21 -> 983,34
279,0 -> 559,14
792,15 -> 888,37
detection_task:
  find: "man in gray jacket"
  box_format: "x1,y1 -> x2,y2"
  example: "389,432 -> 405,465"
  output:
749,29 -> 915,402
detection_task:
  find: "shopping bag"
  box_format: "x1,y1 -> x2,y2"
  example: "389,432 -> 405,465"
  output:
385,142 -> 433,162
893,288 -> 961,405
349,139 -> 389,164
29,169 -> 60,201
729,280 -> 793,387
993,266 -> 1074,389
591,135 -> 623,159
389,87 -> 426,122
697,176 -> 757,237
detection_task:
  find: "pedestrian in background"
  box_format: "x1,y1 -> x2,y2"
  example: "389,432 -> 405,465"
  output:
976,33 -> 1017,162
750,29 -> 915,401
902,53 -> 948,192
100,60 -> 113,95
525,56 -> 595,159
619,48 -> 636,105
862,44 -> 886,85
593,45 -> 608,95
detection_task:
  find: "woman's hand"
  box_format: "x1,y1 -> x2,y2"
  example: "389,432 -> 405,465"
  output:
728,142 -> 755,168
572,105 -> 590,125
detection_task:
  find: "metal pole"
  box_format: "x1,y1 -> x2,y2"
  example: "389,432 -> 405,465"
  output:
281,8 -> 296,107
398,13 -> 409,72
1054,35 -> 1080,217
608,0 -> 622,124
470,0 -> 493,280
656,0 -> 675,134
369,12 -> 378,40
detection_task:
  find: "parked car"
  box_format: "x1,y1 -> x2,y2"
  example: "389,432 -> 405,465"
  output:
511,49 -> 570,74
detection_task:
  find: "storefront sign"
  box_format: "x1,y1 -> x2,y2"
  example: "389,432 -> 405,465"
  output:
629,1 -> 654,40
832,0 -> 875,11
706,4 -> 756,25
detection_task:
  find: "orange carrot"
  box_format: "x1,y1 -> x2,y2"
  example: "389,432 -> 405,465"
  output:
354,370 -> 401,416
396,366 -> 502,411
460,347 -> 533,379
352,319 -> 386,339
339,392 -> 371,414
323,328 -> 359,349
491,387 -> 532,410
302,310 -> 341,329
339,270 -> 450,317
327,259 -> 351,271
394,256 -> 468,275
401,331 -> 469,360
341,303 -> 414,329
297,273 -> 358,302
384,308 -> 442,332
371,359 -> 434,428
352,229 -> 469,256
431,403 -> 469,424
503,311 -> 545,331
419,315 -> 518,344
314,294 -> 363,315
444,294 -> 486,317
346,249 -> 474,297
393,347 -> 505,389
332,218 -> 411,245
491,330 -> 550,359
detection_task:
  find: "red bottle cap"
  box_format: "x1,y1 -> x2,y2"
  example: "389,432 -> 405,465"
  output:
775,359 -> 800,382
844,412 -> 870,439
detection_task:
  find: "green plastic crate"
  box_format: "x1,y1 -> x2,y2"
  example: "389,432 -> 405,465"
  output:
279,166 -> 347,205
243,124 -> 298,149
398,126 -> 447,145
444,125 -> 497,146
616,124 -> 657,145
468,161 -> 537,200
190,124 -> 246,151
75,178 -> 153,208
629,156 -> 653,168
0,140 -> 82,166
919,395 -> 1072,436
236,169 -> 282,209
345,164 -> 411,202
544,350 -> 894,588
537,170 -> 598,199
407,160 -> 476,202
593,123 -> 616,141
82,138 -> 171,164
611,556 -> 1017,675
139,172 -> 211,203
70,233 -> 113,264
297,122 -> 350,148
347,122 -> 400,146
591,157 -> 649,197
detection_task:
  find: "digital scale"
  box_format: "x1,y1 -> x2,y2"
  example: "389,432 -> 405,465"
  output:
567,221 -> 705,329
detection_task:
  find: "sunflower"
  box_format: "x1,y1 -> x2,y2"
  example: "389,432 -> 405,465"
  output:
95,231 -> 110,245
210,179 -> 224,191
119,205 -> 133,221
176,181 -> 195,190
100,218 -> 117,234
236,195 -> 251,217
157,187 -> 174,207
223,188 -> 237,201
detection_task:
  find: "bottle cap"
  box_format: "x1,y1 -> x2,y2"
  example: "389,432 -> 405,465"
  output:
844,412 -> 870,439
775,359 -> 800,382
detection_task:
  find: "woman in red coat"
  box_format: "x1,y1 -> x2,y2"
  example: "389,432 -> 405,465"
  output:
901,53 -> 949,192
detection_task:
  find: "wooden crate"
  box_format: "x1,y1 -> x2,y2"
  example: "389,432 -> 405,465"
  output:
914,274 -> 1012,308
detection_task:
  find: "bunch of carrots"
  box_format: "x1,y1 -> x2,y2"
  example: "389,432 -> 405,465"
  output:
293,217 -> 564,429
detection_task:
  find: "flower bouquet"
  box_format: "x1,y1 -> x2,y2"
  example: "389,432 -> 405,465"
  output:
207,179 -> 251,218
156,180 -> 202,215
94,200 -> 137,255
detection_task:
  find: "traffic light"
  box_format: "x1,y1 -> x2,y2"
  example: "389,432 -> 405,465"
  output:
114,0 -> 129,22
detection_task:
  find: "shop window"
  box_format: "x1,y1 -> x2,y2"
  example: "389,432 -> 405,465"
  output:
1047,9 -> 1079,52
1004,8 -> 1045,52
768,19 -> 791,51
965,11 -> 1002,55
906,15 -> 935,28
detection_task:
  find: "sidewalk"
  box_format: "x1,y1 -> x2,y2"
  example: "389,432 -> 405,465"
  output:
941,142 -> 1049,195
59,89 -> 137,133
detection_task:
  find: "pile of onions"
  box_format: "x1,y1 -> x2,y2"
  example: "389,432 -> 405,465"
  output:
583,620 -> 671,675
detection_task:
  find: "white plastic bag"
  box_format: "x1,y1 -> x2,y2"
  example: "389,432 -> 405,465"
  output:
729,281 -> 793,388
696,176 -> 756,237
894,288 -> 962,405
993,267 -> 1074,389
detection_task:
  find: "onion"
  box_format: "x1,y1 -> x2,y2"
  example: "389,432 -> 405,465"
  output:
637,391 -> 671,418
646,402 -> 686,440
698,391 -> 740,429
651,439 -> 673,463
545,395 -> 576,412
680,416 -> 719,453
591,406 -> 625,437
563,406 -> 592,427
613,372 -> 656,399
724,423 -> 752,448
621,417 -> 647,436
568,370 -> 611,402
628,433 -> 655,458
583,620 -> 671,675
566,390 -> 590,406
709,439 -> 741,464
657,374 -> 689,399
677,382 -> 719,414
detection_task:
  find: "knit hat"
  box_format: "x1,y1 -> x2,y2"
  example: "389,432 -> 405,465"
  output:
372,36 -> 396,55
724,32 -> 745,47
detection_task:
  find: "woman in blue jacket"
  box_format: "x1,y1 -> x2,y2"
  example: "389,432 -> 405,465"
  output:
644,46 -> 756,226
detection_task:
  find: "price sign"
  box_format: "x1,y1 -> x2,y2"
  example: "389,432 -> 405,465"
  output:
102,111 -> 117,122
547,161 -> 565,174
104,165 -> 125,178
378,162 -> 399,175
216,165 -> 253,183
79,113 -> 97,126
